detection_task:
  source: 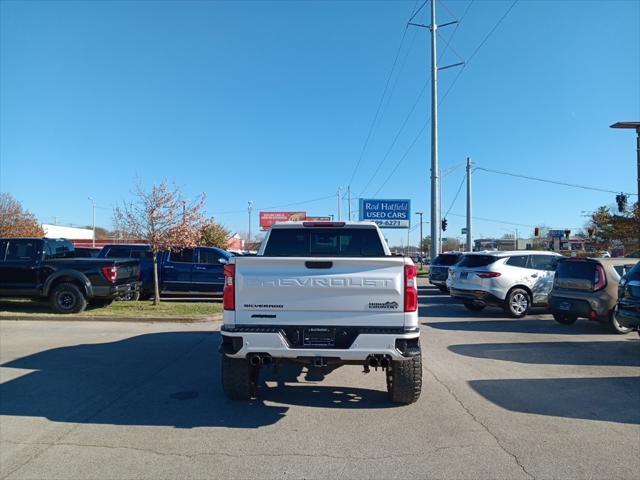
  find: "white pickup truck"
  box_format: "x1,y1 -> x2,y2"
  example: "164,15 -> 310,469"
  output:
219,221 -> 422,404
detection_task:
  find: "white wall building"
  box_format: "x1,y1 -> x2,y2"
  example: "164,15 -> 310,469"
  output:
42,224 -> 94,240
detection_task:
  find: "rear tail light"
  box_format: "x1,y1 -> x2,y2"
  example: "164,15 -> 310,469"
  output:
101,265 -> 118,283
593,265 -> 606,291
476,271 -> 501,279
404,264 -> 418,312
223,264 -> 236,310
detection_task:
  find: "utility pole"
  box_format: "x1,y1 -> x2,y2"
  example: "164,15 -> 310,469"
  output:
347,186 -> 352,221
87,197 -> 96,247
610,122 -> 640,248
415,211 -> 424,257
247,201 -> 253,244
409,0 -> 463,260
515,229 -> 519,251
466,157 -> 472,252
429,0 -> 440,260
337,188 -> 342,221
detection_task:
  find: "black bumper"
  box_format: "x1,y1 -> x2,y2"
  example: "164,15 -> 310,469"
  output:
616,305 -> 640,328
549,296 -> 598,319
450,287 -> 503,306
92,281 -> 141,299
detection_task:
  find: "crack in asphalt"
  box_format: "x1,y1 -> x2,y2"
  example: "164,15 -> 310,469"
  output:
1,439 -> 481,462
422,364 -> 536,480
0,332 -> 213,480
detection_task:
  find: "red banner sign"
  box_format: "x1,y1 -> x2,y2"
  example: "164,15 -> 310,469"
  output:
259,211 -> 306,229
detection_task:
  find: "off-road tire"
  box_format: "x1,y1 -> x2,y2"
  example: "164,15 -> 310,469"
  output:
609,308 -> 632,335
505,288 -> 530,318
50,282 -> 87,314
553,313 -> 577,325
463,300 -> 485,312
387,354 -> 422,405
221,355 -> 258,400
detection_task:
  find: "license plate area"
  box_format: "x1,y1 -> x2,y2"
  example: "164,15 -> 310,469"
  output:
559,301 -> 571,311
303,327 -> 336,347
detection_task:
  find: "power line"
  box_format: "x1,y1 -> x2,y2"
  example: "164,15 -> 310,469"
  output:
211,193 -> 336,216
444,173 -> 466,218
358,82 -> 428,196
347,3 -> 420,188
370,0 -> 519,197
409,0 -> 428,23
474,166 -> 638,196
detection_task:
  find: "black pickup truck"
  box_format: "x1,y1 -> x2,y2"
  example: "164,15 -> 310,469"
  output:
0,238 -> 140,313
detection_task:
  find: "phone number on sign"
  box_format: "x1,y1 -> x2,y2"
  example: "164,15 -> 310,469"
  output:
373,219 -> 409,227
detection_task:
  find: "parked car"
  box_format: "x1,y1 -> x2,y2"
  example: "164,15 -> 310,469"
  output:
549,257 -> 639,333
449,250 -> 563,318
429,252 -> 464,292
72,247 -> 102,258
616,262 -> 640,335
99,244 -> 153,299
0,238 -> 140,313
220,221 -> 422,404
99,244 -> 232,299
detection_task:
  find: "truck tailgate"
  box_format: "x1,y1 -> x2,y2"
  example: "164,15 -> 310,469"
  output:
233,256 -> 407,327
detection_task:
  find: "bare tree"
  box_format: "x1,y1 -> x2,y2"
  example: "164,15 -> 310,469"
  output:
114,182 -> 206,304
0,193 -> 44,237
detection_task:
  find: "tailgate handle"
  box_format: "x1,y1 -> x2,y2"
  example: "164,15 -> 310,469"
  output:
305,261 -> 333,269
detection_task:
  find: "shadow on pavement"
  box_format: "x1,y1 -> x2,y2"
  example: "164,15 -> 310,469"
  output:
423,317 -> 613,335
0,332 -> 395,429
449,340 -> 640,367
469,376 -> 640,425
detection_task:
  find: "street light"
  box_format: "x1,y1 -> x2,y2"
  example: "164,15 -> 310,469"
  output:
247,201 -> 253,245
415,212 -> 424,257
610,121 -> 640,248
87,197 -> 96,247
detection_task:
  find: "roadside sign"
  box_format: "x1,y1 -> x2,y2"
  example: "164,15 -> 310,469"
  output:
259,211 -> 306,229
358,199 -> 410,229
461,228 -> 467,234
548,229 -> 565,238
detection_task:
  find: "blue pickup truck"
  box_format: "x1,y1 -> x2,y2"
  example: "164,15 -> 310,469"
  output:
98,244 -> 232,299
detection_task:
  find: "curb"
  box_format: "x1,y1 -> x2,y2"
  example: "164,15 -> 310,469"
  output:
0,314 -> 223,323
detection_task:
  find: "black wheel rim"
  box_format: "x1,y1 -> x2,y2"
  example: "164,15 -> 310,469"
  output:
59,292 -> 75,310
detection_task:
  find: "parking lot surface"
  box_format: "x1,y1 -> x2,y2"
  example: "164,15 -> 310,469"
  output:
1,281 -> 638,479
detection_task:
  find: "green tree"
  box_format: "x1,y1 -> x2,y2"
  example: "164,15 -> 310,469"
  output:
200,220 -> 230,249
587,203 -> 639,254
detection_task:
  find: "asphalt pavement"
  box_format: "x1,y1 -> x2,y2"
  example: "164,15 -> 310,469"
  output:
1,280 -> 638,479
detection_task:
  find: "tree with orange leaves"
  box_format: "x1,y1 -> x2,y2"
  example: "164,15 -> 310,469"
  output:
0,193 -> 44,238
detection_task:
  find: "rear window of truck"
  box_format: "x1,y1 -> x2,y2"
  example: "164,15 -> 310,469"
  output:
263,228 -> 386,257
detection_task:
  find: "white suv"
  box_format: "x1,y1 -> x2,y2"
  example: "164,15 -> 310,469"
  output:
449,251 -> 563,318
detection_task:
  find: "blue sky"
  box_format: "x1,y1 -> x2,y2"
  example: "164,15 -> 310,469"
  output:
1,0 -> 638,246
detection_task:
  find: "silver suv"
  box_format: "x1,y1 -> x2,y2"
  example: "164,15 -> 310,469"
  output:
449,251 -> 563,318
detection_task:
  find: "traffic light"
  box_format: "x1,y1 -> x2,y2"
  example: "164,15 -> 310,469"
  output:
564,229 -> 571,238
587,227 -> 595,238
615,193 -> 628,212
534,227 -> 540,237
441,218 -> 448,231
